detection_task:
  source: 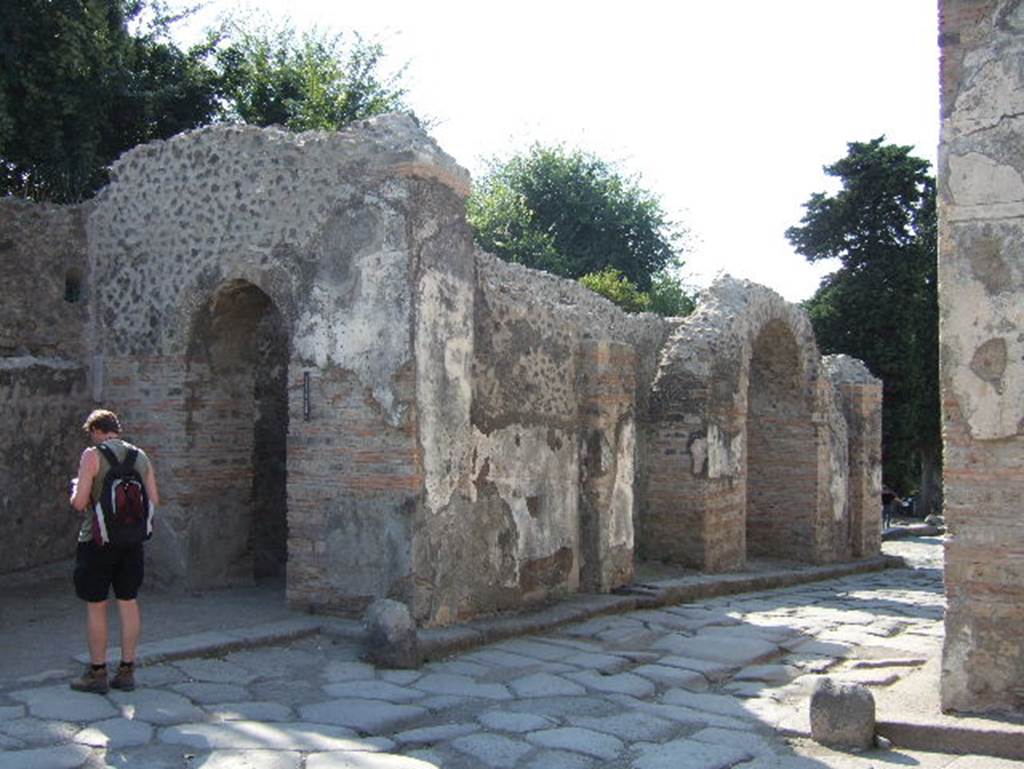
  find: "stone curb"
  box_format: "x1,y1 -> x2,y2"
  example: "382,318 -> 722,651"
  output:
73,556 -> 902,669
877,720 -> 1024,760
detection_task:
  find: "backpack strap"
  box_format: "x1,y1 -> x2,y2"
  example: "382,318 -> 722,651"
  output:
95,443 -> 121,470
123,447 -> 139,471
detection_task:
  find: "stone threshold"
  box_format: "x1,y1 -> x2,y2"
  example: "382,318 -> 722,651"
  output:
81,554 -> 900,668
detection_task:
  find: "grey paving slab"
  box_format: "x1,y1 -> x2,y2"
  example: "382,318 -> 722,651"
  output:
322,680 -> 427,703
73,715 -> 153,747
631,737 -> 753,769
306,751 -> 441,768
490,638 -> 578,662
451,732 -> 533,768
392,722 -> 479,746
378,669 -> 423,686
416,694 -> 477,712
478,710 -> 557,733
508,672 -> 586,698
613,697 -> 753,730
0,716 -> 80,747
423,658 -> 492,677
204,701 -> 295,722
689,726 -> 778,758
526,726 -> 624,760
192,749 -> 302,769
567,710 -> 679,742
653,634 -> 780,666
412,673 -> 512,700
109,688 -> 205,725
2,743 -> 93,769
9,684 -> 117,721
652,655 -> 736,681
522,749 -> 596,769
699,623 -> 801,644
170,681 -> 250,704
129,662 -> 189,687
172,657 -> 262,684
250,677 -> 325,706
0,703 -> 26,721
226,647 -> 325,675
565,669 -> 656,698
559,651 -> 632,673
159,720 -> 374,751
298,699 -> 427,732
0,730 -> 25,749
504,695 -> 622,720
631,663 -> 708,690
661,687 -> 763,719
733,664 -> 800,683
322,660 -> 378,683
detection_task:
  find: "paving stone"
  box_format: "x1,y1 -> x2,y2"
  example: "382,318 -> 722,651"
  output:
413,673 -> 512,700
322,680 -> 426,702
172,657 -> 261,684
632,609 -> 706,631
565,670 -> 656,698
378,669 -> 423,686
491,638 -> 577,662
631,737 -> 752,769
228,646 -> 324,676
661,688 -> 758,719
734,664 -> 800,684
322,660 -> 378,682
699,623 -> 799,644
298,699 -> 427,732
652,655 -> 735,682
526,726 -> 623,760
307,751 -> 441,768
521,749 -> 596,769
631,664 -> 708,690
9,685 -> 117,721
130,663 -> 188,687
2,743 -> 92,769
594,627 -> 663,648
110,688 -> 205,725
478,710 -> 556,733
567,710 -> 678,741
417,694 -> 476,712
508,672 -> 586,698
392,722 -> 479,745
160,721 -> 374,751
204,701 -> 294,722
0,704 -> 26,721
250,677 -> 324,706
782,653 -> 839,674
782,638 -> 855,657
505,695 -> 622,719
74,716 -> 153,747
0,730 -> 25,749
652,634 -> 779,667
560,651 -> 632,673
723,680 -> 775,698
690,726 -> 777,757
613,697 -> 752,730
0,716 -> 80,746
423,659 -> 492,677
451,733 -> 532,768
191,749 -> 302,769
170,682 -> 249,704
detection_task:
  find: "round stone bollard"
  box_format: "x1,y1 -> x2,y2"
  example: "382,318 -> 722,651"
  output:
809,677 -> 876,750
364,598 -> 419,669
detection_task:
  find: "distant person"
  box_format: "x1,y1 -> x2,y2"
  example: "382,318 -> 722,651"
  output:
881,485 -> 899,530
68,409 -> 159,693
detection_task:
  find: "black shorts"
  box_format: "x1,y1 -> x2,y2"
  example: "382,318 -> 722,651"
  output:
73,541 -> 144,602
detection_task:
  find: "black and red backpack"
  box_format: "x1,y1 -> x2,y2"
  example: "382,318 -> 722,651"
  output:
92,443 -> 154,546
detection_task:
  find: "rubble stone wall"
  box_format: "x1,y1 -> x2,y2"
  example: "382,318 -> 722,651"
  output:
939,0 -> 1024,713
0,201 -> 91,571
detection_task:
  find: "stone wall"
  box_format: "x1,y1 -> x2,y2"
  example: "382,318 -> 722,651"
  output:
939,0 -> 1024,713
0,200 -> 91,571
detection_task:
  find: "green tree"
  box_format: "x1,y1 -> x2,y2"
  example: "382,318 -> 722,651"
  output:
578,267 -> 695,317
212,20 -> 408,131
786,138 -> 940,511
467,144 -> 684,291
0,0 -> 219,202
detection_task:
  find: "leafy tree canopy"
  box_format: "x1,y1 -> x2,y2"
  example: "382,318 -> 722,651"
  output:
1,1 -> 410,202
467,144 -> 685,291
787,138 -> 939,505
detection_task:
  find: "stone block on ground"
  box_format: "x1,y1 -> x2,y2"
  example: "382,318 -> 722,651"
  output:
364,599 -> 419,669
809,677 -> 875,750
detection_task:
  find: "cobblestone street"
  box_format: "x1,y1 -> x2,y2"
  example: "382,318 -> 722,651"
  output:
3,539 -> 1021,768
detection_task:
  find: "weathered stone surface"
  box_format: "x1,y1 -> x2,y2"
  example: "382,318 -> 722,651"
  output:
412,673 -> 512,700
2,743 -> 93,769
526,726 -> 624,759
194,750 -> 302,769
322,680 -> 425,703
9,685 -> 117,721
110,689 -> 204,725
508,672 -> 586,698
159,721 -> 372,751
297,700 -> 427,733
74,716 -> 153,747
307,753 -> 439,769
204,701 -> 295,722
451,733 -> 533,768
632,738 -> 751,769
364,599 -> 419,669
808,677 -> 875,749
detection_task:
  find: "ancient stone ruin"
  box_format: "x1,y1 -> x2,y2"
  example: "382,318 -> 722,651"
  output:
0,114 -> 882,629
938,0 -> 1024,714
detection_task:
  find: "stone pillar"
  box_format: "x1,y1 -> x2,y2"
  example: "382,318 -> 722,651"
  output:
577,340 -> 636,592
939,0 -> 1024,713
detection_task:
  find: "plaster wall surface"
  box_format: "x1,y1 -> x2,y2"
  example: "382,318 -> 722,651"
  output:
939,0 -> 1024,714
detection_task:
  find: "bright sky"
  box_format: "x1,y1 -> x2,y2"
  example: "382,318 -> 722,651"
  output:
186,0 -> 940,302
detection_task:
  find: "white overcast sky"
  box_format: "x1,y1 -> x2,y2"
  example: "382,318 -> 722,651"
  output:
183,0 -> 940,302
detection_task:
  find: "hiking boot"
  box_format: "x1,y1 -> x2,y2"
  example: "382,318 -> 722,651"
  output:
70,665 -> 109,694
110,662 -> 135,691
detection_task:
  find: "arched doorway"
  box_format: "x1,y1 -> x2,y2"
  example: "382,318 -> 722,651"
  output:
184,280 -> 289,589
746,319 -> 816,561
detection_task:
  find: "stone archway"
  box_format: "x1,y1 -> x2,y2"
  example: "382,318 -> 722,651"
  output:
746,319 -> 817,560
184,279 -> 290,589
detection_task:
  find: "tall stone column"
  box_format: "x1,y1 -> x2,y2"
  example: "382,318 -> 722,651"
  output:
939,0 -> 1024,713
